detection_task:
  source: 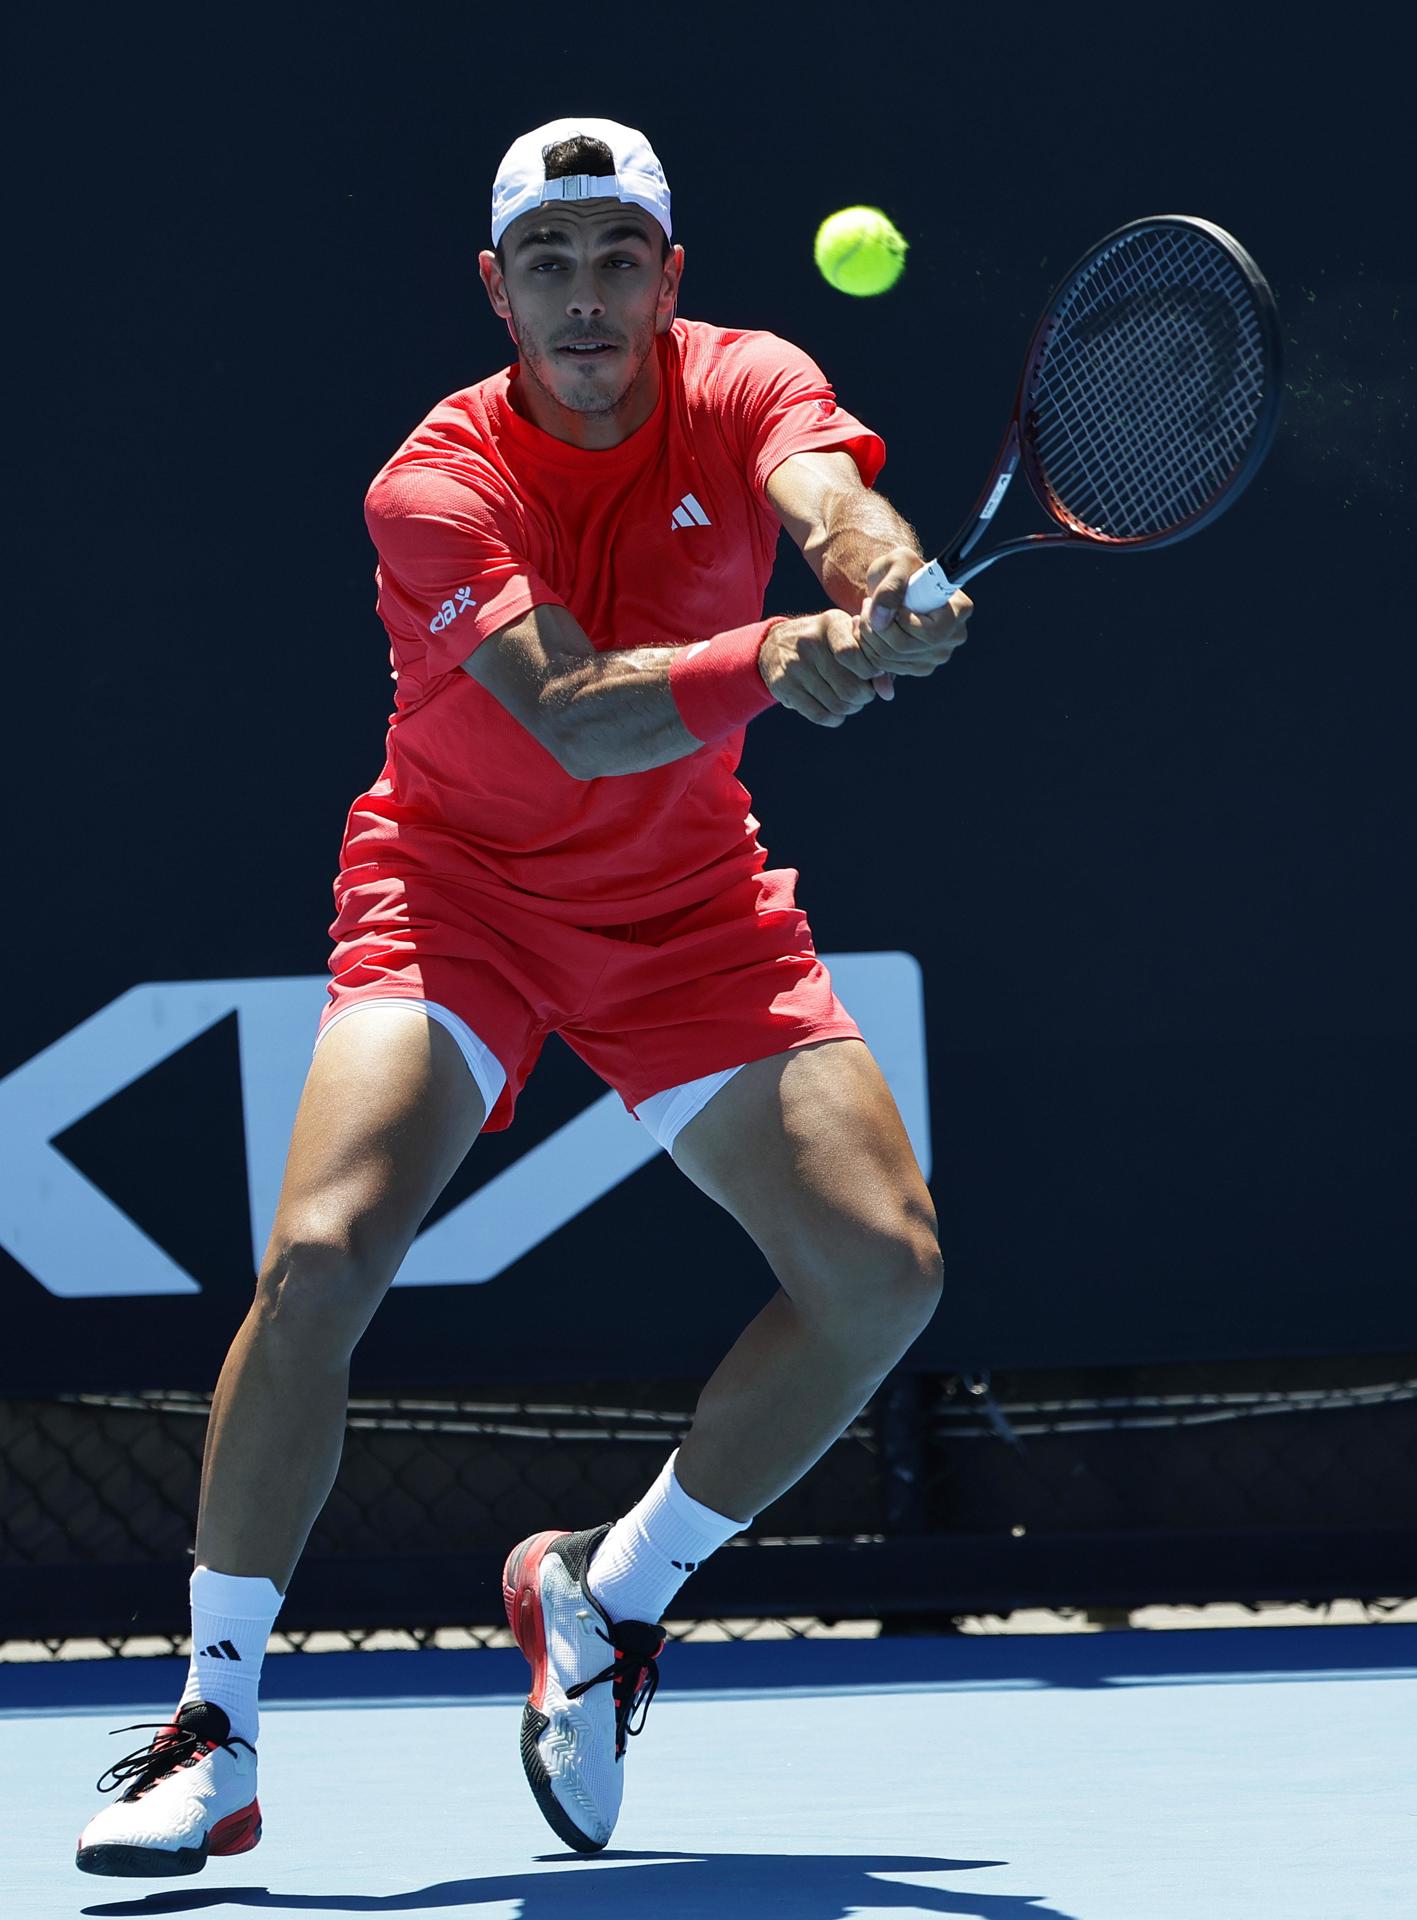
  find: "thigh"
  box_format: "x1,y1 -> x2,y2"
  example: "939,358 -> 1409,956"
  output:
265,1005 -> 488,1280
669,1036 -> 938,1296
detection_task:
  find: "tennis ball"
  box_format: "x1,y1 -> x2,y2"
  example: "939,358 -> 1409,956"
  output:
813,206 -> 908,297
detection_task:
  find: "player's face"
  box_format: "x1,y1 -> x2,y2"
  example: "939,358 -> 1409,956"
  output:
480,202 -> 682,445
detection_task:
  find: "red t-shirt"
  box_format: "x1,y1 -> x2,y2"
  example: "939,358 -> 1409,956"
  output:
342,318 -> 885,924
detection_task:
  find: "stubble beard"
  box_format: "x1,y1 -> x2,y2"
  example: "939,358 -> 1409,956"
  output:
516,311 -> 658,419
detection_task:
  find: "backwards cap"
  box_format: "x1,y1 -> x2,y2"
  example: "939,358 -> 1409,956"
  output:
490,117 -> 672,248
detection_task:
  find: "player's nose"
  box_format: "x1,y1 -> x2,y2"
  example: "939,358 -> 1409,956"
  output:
564,269 -> 606,319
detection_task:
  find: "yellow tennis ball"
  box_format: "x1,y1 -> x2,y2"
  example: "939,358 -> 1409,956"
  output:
813,206 -> 908,296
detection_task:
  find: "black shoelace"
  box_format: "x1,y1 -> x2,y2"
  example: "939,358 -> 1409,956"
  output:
566,1626 -> 663,1758
95,1720 -> 247,1798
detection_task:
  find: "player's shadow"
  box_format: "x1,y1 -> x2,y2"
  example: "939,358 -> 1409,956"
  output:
80,1850 -> 1083,1919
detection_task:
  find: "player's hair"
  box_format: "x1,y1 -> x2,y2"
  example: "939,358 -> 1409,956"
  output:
494,133 -> 672,266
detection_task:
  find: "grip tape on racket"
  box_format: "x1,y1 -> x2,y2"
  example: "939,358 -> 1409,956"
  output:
903,561 -> 959,613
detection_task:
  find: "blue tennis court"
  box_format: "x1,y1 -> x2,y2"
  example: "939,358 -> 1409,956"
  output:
7,1625 -> 1414,1918
6,9 -> 1417,1920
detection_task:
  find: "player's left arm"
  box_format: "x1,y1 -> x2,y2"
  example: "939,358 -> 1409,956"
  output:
765,449 -> 972,680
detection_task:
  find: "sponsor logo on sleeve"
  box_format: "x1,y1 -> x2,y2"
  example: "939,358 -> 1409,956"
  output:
430,586 -> 477,633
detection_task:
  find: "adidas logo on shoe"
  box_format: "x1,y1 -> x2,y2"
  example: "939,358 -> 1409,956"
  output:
198,1641 -> 242,1661
670,1559 -> 697,1572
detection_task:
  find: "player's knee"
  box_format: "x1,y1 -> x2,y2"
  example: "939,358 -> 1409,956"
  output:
254,1221 -> 393,1357
870,1217 -> 945,1349
805,1206 -> 944,1358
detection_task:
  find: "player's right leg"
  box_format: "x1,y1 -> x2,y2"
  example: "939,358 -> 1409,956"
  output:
75,1004 -> 492,1877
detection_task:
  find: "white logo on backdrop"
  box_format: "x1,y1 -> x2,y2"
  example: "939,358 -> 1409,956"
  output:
0,956 -> 930,1299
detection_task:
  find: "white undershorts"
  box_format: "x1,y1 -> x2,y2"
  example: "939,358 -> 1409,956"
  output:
313,996 -> 746,1157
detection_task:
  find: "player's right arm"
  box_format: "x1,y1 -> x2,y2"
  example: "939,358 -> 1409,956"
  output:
463,603 -> 880,780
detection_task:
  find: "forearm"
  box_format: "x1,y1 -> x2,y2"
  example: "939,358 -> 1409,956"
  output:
552,624 -> 775,780
551,645 -> 701,779
809,486 -> 923,610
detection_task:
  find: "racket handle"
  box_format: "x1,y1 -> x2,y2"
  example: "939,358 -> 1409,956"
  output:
903,560 -> 960,613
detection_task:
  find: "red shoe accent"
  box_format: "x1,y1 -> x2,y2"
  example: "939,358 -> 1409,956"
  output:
502,1531 -> 568,1709
207,1798 -> 262,1856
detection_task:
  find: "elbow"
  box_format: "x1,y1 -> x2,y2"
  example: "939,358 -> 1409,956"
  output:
556,736 -> 598,781
544,711 -> 599,782
533,671 -> 598,780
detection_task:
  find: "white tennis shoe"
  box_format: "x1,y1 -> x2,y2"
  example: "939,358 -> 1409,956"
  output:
503,1524 -> 664,1853
76,1700 -> 260,1877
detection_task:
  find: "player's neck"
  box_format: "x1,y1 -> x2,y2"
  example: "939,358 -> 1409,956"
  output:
511,346 -> 663,450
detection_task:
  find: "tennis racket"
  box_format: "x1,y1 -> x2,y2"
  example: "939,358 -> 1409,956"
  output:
903,214 -> 1283,614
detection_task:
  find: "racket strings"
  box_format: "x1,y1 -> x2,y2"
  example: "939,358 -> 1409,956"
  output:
1042,267 -> 1257,532
1061,299 -> 1249,526
1029,226 -> 1270,539
1038,239 -> 1265,535
1040,234 -> 1261,523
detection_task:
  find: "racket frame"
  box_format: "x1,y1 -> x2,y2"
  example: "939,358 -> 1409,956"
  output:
905,214 -> 1283,613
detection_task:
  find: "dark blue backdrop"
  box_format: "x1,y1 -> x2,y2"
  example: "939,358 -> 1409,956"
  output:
5,6 -> 1413,1389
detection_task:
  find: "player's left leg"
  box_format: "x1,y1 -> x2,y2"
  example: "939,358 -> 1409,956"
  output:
661,1034 -> 942,1522
585,1035 -> 940,1633
503,1035 -> 940,1852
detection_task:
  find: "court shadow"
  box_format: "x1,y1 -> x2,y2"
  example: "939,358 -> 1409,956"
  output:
80,1849 -> 1082,1918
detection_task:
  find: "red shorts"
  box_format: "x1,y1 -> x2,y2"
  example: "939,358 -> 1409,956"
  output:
321,865 -> 861,1132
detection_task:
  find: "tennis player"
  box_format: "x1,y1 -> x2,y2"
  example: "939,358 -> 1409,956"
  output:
76,117 -> 971,1873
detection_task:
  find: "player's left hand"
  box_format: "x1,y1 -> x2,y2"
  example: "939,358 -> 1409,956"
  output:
857,548 -> 973,679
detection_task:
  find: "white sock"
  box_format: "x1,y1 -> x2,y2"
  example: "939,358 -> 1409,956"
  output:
587,1449 -> 751,1626
177,1565 -> 283,1746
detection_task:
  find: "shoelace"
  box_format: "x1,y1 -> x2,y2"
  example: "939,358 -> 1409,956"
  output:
566,1627 -> 663,1758
95,1720 -> 245,1798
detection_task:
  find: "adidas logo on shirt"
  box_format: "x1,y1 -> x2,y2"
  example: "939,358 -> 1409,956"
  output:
669,493 -> 711,530
198,1640 -> 243,1660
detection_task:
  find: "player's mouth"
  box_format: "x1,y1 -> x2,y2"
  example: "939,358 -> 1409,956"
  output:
557,339 -> 619,358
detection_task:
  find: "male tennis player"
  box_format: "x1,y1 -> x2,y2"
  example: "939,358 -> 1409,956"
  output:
76,117 -> 970,1873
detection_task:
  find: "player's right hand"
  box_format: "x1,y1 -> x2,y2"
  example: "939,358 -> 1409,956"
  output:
758,612 -> 882,728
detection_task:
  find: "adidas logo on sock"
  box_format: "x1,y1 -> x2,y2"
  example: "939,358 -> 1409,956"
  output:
198,1640 -> 243,1660
670,1559 -> 698,1573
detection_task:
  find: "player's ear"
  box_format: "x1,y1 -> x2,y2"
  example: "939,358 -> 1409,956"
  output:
479,249 -> 520,347
479,249 -> 512,321
656,243 -> 685,334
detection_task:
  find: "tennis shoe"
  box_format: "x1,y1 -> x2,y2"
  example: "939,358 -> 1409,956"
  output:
503,1523 -> 664,1853
75,1700 -> 260,1876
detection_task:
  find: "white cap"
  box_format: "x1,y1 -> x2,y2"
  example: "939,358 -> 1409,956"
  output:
490,117 -> 672,248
